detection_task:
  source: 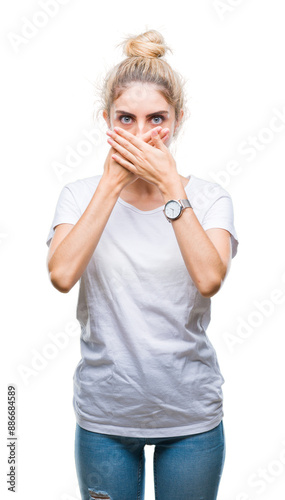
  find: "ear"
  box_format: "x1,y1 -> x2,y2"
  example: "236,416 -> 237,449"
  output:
103,110 -> 111,128
174,109 -> 184,134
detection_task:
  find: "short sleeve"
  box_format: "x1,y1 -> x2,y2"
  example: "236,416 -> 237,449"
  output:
202,193 -> 239,259
46,185 -> 81,247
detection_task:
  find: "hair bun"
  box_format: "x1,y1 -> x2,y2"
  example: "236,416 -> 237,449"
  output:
119,29 -> 172,58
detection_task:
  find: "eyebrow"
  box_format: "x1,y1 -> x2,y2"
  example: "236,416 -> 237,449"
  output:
114,110 -> 169,118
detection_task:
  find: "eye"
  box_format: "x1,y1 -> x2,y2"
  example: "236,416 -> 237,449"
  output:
151,115 -> 165,124
120,115 -> 132,124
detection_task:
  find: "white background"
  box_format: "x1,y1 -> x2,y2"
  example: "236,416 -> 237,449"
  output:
1,1 -> 285,499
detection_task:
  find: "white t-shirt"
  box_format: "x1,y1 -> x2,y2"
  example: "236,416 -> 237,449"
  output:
46,173 -> 239,437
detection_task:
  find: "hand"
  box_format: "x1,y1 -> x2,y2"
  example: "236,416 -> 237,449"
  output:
142,127 -> 170,146
106,126 -> 179,190
103,126 -> 170,191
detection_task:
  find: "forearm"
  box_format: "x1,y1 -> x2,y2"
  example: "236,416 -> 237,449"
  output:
159,175 -> 226,297
48,174 -> 122,292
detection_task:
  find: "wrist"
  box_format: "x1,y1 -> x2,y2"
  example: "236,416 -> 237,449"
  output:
158,174 -> 187,203
99,172 -> 124,197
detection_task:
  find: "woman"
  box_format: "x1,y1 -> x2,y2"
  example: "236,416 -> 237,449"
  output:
46,29 -> 239,500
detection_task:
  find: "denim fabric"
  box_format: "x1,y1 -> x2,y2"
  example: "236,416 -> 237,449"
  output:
74,420 -> 225,500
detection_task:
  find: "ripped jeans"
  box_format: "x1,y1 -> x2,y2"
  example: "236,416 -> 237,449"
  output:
74,420 -> 225,500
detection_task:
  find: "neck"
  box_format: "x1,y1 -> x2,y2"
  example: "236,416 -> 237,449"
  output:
121,178 -> 161,198
121,175 -> 189,198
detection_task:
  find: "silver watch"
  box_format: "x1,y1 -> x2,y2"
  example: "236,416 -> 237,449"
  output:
163,199 -> 192,223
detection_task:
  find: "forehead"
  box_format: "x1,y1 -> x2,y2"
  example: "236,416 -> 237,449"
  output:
113,83 -> 171,114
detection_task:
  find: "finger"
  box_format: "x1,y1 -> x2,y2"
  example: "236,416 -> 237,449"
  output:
107,137 -> 137,163
147,128 -> 167,142
143,126 -> 163,143
151,129 -> 168,150
113,126 -> 147,152
107,130 -> 142,158
111,152 -> 137,174
147,128 -> 169,146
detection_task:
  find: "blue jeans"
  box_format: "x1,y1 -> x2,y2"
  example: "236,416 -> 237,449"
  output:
74,420 -> 225,500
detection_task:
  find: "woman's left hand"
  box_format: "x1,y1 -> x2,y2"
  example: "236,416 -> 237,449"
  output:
106,126 -> 180,189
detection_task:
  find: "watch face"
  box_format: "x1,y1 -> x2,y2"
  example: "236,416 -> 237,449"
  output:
165,200 -> 181,219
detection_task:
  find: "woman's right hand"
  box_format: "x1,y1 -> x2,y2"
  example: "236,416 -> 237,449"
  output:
102,146 -> 138,190
102,126 -> 169,191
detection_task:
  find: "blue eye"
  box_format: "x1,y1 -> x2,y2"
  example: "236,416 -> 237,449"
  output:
152,116 -> 164,124
120,116 -> 132,124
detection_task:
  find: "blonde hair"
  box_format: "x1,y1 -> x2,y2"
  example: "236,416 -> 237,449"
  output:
94,29 -> 189,138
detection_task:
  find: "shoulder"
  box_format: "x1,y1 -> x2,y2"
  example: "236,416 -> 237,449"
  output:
59,174 -> 103,213
64,174 -> 102,196
188,174 -> 232,212
187,175 -> 239,258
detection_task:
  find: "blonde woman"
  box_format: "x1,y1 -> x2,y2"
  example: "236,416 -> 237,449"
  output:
46,29 -> 239,500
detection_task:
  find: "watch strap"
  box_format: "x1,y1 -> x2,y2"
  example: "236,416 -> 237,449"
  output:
179,199 -> 192,209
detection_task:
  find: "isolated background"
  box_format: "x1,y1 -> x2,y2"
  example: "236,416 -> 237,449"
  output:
1,1 -> 285,499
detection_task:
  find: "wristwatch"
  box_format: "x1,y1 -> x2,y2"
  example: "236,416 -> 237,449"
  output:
163,199 -> 192,223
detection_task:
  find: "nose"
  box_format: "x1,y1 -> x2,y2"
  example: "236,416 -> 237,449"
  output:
134,129 -> 145,138
133,121 -> 149,137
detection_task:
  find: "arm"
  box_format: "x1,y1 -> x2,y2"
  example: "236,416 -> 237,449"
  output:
159,177 -> 232,298
47,173 -> 123,293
